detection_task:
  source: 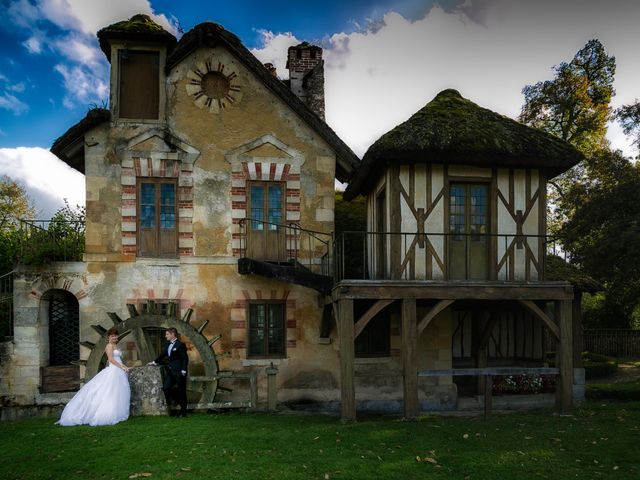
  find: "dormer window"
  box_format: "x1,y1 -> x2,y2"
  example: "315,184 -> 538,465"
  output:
118,50 -> 159,120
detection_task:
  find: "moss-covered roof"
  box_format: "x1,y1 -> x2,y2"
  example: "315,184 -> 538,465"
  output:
545,254 -> 602,293
165,22 -> 359,182
344,89 -> 584,200
50,108 -> 110,174
97,14 -> 177,60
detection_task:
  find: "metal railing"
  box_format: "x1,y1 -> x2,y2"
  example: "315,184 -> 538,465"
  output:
237,218 -> 333,276
19,219 -> 85,264
334,231 -> 562,282
0,270 -> 14,340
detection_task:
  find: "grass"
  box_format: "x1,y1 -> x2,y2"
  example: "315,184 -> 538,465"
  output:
1,403 -> 639,480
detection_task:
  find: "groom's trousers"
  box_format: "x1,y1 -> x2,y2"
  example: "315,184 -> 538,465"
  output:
163,368 -> 187,414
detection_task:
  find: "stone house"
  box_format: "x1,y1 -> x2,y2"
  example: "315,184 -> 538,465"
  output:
0,15 -> 584,420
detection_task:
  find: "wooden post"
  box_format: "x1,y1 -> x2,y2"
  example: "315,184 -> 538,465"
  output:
249,370 -> 258,411
484,374 -> 493,419
556,300 -> 573,414
337,298 -> 356,421
402,298 -> 419,420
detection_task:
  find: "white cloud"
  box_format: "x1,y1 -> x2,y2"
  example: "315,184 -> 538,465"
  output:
38,0 -> 180,36
7,0 -> 41,29
23,36 -> 43,54
54,34 -> 101,66
8,82 -> 26,93
54,63 -> 108,108
0,147 -> 85,219
0,92 -> 29,115
256,0 -> 638,158
250,30 -> 301,78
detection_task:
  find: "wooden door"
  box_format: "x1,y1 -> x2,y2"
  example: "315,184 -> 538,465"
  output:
138,179 -> 177,257
247,182 -> 286,261
448,183 -> 489,280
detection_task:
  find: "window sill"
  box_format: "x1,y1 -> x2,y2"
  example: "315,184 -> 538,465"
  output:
135,257 -> 180,266
355,357 -> 392,364
242,358 -> 287,367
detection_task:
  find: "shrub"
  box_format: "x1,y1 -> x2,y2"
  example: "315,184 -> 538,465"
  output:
582,352 -> 618,379
546,351 -> 618,379
586,381 -> 640,401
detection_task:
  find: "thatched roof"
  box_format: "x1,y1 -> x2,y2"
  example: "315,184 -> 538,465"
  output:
50,108 -> 110,174
545,254 -> 602,293
344,89 -> 583,200
165,22 -> 359,182
97,14 -> 177,60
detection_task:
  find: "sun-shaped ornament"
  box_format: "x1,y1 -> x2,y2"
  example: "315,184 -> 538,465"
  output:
185,60 -> 242,113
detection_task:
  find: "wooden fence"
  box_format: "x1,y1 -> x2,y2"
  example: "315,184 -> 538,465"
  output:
583,329 -> 640,358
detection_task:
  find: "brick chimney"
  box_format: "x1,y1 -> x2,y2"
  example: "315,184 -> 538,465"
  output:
286,42 -> 325,120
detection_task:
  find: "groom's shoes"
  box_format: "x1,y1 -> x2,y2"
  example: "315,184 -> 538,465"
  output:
178,410 -> 187,418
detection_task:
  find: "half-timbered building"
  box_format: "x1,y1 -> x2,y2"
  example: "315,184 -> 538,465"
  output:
336,89 -> 584,419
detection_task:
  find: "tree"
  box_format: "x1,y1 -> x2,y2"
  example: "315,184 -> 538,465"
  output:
0,175 -> 35,231
0,176 -> 35,274
519,39 -> 615,155
616,100 -> 640,157
559,150 -> 640,327
334,191 -> 366,279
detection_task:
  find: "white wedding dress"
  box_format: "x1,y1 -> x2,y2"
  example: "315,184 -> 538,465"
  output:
57,349 -> 130,426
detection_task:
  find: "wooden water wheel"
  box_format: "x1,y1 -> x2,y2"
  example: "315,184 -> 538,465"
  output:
77,301 -> 223,406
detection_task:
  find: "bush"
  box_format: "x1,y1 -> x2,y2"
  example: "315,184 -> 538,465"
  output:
583,352 -> 618,379
546,351 -> 618,379
586,381 -> 640,401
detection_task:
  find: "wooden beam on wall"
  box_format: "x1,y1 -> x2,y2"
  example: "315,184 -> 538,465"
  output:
354,299 -> 394,339
337,298 -> 356,421
518,300 -> 560,339
401,298 -> 419,420
417,299 -> 455,335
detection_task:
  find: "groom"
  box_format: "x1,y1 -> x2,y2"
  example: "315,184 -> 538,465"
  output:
148,328 -> 189,417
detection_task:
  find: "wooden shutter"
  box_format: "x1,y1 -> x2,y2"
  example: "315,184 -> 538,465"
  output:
119,50 -> 159,119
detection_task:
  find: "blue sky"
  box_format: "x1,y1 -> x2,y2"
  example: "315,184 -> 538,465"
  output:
0,0 -> 639,218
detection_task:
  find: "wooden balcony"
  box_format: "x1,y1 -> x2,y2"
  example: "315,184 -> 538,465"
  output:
237,218 -> 333,293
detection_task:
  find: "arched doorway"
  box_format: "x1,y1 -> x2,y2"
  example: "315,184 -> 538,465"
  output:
41,289 -> 80,393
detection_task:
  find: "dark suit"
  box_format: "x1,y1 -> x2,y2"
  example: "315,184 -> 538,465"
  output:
155,339 -> 189,415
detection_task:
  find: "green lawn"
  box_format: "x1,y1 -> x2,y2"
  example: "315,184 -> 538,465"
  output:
1,403 -> 639,480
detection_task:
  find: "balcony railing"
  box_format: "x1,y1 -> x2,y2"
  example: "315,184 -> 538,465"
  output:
237,218 -> 333,276
334,231 -> 563,282
19,219 -> 85,264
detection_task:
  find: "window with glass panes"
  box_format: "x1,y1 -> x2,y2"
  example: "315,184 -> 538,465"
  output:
137,178 -> 177,257
247,302 -> 285,358
249,182 -> 284,230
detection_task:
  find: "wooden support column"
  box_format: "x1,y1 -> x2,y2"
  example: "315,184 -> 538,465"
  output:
337,298 -> 356,421
402,298 -> 419,420
556,300 -> 573,414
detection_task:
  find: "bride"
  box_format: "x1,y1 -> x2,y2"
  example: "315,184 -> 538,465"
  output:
57,327 -> 131,426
